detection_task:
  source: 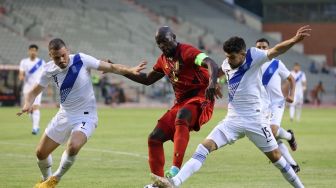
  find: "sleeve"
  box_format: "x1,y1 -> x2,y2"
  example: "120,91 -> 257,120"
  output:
180,44 -> 202,66
302,72 -> 307,82
38,66 -> 50,88
250,47 -> 268,67
19,59 -> 25,72
278,61 -> 291,80
153,56 -> 164,73
79,53 -> 100,69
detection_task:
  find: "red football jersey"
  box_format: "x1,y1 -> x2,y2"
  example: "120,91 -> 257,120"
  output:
153,43 -> 209,103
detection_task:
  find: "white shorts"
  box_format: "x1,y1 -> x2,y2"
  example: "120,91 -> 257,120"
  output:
207,115 -> 277,153
45,112 -> 97,144
270,103 -> 285,126
33,93 -> 42,105
291,94 -> 303,106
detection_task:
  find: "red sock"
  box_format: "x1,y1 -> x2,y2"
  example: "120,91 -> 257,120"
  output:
148,139 -> 165,177
173,120 -> 190,168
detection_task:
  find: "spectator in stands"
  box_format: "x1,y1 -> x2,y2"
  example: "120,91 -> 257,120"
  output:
309,61 -> 318,74
310,81 -> 325,106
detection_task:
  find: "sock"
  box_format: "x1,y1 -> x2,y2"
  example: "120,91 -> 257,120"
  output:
273,156 -> 304,188
37,155 -> 52,181
53,150 -> 76,180
148,138 -> 165,177
172,144 -> 209,186
173,121 -> 190,168
278,141 -> 297,166
32,110 -> 40,130
276,127 -> 292,141
289,105 -> 295,120
296,104 -> 302,121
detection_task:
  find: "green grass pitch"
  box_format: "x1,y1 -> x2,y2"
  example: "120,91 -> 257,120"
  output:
0,107 -> 335,187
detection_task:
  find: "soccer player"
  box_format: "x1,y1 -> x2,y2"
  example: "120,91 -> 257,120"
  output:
256,38 -> 300,173
17,38 -> 146,188
19,44 -> 45,135
153,25 -> 311,188
120,26 -> 220,188
289,63 -> 307,122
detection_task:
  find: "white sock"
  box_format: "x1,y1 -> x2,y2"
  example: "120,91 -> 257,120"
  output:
273,156 -> 304,188
53,150 -> 76,180
37,155 -> 52,181
296,104 -> 302,121
32,110 -> 40,130
276,128 -> 292,141
289,105 -> 295,120
172,144 -> 209,186
278,141 -> 297,166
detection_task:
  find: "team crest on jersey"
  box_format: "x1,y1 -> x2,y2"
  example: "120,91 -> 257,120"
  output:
166,58 -> 180,82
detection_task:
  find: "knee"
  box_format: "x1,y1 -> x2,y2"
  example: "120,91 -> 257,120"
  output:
148,128 -> 166,142
35,147 -> 47,160
201,139 -> 217,153
267,149 -> 282,163
67,142 -> 81,156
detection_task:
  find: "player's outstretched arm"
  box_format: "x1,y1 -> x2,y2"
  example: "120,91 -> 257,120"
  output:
267,25 -> 311,60
102,60 -> 164,86
17,84 -> 44,116
286,74 -> 296,103
98,60 -> 146,76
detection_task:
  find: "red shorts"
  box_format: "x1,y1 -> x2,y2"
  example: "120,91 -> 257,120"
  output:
155,97 -> 214,140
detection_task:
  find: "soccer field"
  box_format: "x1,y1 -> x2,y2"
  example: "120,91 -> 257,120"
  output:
0,107 -> 335,188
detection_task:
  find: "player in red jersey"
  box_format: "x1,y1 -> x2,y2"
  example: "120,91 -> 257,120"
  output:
121,26 -> 221,187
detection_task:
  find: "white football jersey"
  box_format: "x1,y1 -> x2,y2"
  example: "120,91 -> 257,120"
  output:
222,47 -> 270,116
261,59 -> 291,105
19,57 -> 45,93
291,70 -> 306,97
39,53 -> 100,118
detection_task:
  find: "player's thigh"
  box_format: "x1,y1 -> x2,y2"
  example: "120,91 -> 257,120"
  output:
245,121 -> 278,153
270,104 -> 285,127
45,114 -> 73,144
154,108 -> 178,140
71,119 -> 97,144
206,117 -> 244,149
176,103 -> 200,126
36,133 -> 60,159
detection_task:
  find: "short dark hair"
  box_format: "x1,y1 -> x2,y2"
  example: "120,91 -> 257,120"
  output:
29,44 -> 38,50
223,36 -> 246,54
48,38 -> 66,51
255,38 -> 270,45
294,62 -> 300,66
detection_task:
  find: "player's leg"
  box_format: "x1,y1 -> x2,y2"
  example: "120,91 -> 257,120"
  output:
277,140 -> 300,173
31,93 -> 42,135
53,121 -> 96,181
295,102 -> 303,122
289,103 -> 295,122
36,133 -> 60,181
154,118 -> 241,187
169,103 -> 200,177
247,123 -> 304,187
148,110 -> 176,177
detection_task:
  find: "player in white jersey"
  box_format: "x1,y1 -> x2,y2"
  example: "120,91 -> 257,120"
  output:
257,38 -> 300,173
153,25 -> 311,188
289,63 -> 307,122
17,38 -> 146,188
19,44 -> 45,135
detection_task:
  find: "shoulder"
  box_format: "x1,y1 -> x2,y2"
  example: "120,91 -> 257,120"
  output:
43,61 -> 58,74
221,59 -> 231,71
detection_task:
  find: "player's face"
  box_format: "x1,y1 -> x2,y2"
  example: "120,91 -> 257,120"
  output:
293,65 -> 300,72
28,48 -> 38,59
156,33 -> 177,58
49,47 -> 70,69
256,42 -> 269,50
225,51 -> 246,69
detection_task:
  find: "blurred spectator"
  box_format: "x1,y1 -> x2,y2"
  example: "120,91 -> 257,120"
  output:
321,62 -> 330,74
310,81 -> 325,106
198,36 -> 205,51
309,61 -> 318,74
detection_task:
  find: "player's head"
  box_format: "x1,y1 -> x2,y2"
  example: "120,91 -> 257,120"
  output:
28,44 -> 38,59
223,36 -> 246,69
255,38 -> 270,50
293,62 -> 301,72
155,26 -> 178,58
48,38 -> 70,69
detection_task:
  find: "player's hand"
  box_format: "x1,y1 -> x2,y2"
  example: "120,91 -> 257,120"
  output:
131,61 -> 147,75
206,82 -> 222,102
293,25 -> 311,43
286,95 -> 294,103
17,105 -> 32,116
